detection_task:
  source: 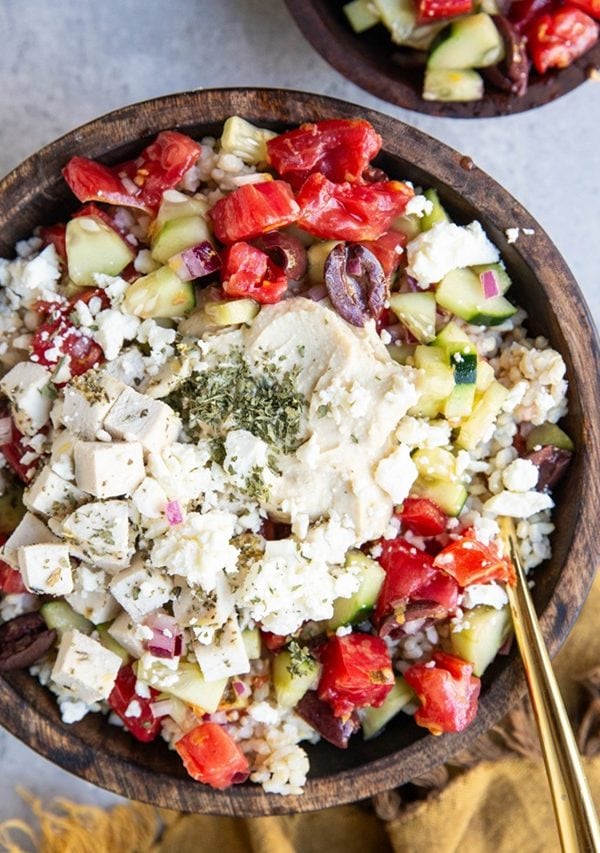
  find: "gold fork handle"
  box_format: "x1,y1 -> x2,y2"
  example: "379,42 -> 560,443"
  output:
500,517 -> 600,853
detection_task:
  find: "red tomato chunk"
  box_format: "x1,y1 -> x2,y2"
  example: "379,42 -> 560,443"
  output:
221,242 -> 288,304
0,537 -> 26,594
433,532 -> 515,587
266,118 -> 382,189
526,5 -> 599,73
397,497 -> 448,536
210,180 -> 300,245
175,723 -> 250,789
108,665 -> 162,743
417,0 -> 473,24
404,652 -> 481,735
570,0 -> 600,18
317,633 -> 394,718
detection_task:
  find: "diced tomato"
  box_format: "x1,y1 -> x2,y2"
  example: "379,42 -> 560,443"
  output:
0,560 -> 27,594
38,224 -> 67,263
221,242 -> 288,304
297,173 -> 414,242
210,180 -> 300,245
175,723 -> 250,789
433,530 -> 515,587
317,633 -> 394,718
526,5 -> 599,73
266,119 -> 382,190
108,665 -> 162,743
404,651 -> 481,735
260,630 -> 289,652
413,572 -> 460,611
361,230 -> 407,278
509,0 -> 554,33
63,131 -> 201,213
416,0 -> 472,24
397,497 -> 448,537
570,0 -> 600,19
0,417 -> 39,484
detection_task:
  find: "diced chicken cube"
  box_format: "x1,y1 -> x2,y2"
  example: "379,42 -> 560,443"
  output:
62,500 -> 131,571
107,610 -> 145,659
109,558 -> 172,621
103,386 -> 180,453
23,464 -> 88,517
51,629 -> 121,703
17,543 -> 73,595
73,440 -> 145,499
61,375 -> 125,439
194,616 -> 250,682
0,362 -> 53,435
2,512 -> 59,568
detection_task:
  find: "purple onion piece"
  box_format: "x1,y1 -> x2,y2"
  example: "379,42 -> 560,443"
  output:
403,601 -> 449,623
144,611 -> 184,659
252,232 -> 307,280
482,16 -> 530,97
295,691 -> 360,748
175,241 -> 221,281
324,243 -> 388,327
526,446 -> 573,492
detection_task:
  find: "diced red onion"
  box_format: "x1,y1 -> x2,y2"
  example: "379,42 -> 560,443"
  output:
306,284 -> 328,302
145,611 -> 183,659
385,323 -> 409,343
0,417 -> 12,445
175,241 -> 221,281
406,275 -> 420,292
165,500 -> 183,526
232,679 -> 250,698
480,269 -> 500,299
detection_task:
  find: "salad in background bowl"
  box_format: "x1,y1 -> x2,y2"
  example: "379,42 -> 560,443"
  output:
0,88 -> 597,815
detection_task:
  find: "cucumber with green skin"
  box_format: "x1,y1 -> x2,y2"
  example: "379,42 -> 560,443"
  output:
412,477 -> 468,517
40,600 -> 93,640
327,551 -> 386,630
456,380 -> 509,451
423,68 -> 484,102
412,446 -> 456,481
343,0 -> 380,33
273,646 -> 320,709
471,262 -> 512,295
389,291 -> 437,344
372,0 -> 416,42
151,214 -> 212,265
525,423 -> 574,453
428,13 -> 505,70
362,676 -> 415,739
123,266 -> 195,319
154,191 -> 209,232
204,298 -> 259,327
450,350 -> 478,385
450,605 -> 512,676
436,267 -> 516,326
66,216 -> 134,286
420,188 -> 450,232
219,116 -> 277,165
136,658 -> 227,713
444,381 -> 476,420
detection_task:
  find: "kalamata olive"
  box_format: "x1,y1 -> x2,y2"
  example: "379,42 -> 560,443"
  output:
391,49 -> 429,70
0,611 -> 56,671
482,16 -> 530,96
295,690 -> 360,748
324,243 -> 388,327
527,446 -> 573,492
252,232 -> 307,280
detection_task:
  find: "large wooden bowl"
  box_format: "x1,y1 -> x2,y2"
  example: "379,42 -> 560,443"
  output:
285,0 -> 600,118
0,88 -> 598,815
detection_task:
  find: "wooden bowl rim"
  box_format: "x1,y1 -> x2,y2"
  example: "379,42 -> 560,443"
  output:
0,87 -> 599,815
284,0 -> 600,119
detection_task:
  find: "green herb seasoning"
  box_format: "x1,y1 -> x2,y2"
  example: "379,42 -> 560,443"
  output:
286,641 -> 316,678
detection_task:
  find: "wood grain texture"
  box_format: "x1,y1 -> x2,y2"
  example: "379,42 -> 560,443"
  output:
285,0 -> 600,118
0,88 -> 599,815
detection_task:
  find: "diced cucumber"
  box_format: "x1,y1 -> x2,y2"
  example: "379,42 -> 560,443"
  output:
476,359 -> 495,392
344,0 -> 380,33
390,214 -> 421,241
436,267 -> 516,326
151,215 -> 212,265
525,423 -> 574,453
386,342 -> 416,364
40,600 -> 93,639
412,447 -> 456,481
123,266 -> 195,319
362,676 -> 415,739
399,20 -> 448,49
136,657 -> 227,713
307,240 -> 341,283
412,477 -> 468,517
242,627 -> 262,660
428,14 -> 505,70
450,350 -> 477,385
372,0 -> 416,42
66,216 -> 134,287
423,69 -> 484,102
471,262 -> 512,295
433,319 -> 472,350
0,487 -> 26,535
328,550 -> 386,629
96,622 -> 130,664
204,298 -> 260,327
414,344 -> 444,369
154,191 -> 209,232
420,188 -> 449,232
444,382 -> 476,421
451,605 -> 511,676
409,359 -> 455,418
220,116 -> 277,165
389,291 -> 437,344
273,645 -> 320,709
456,380 -> 509,451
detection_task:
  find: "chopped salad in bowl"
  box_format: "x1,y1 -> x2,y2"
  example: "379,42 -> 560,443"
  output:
0,114 -> 573,796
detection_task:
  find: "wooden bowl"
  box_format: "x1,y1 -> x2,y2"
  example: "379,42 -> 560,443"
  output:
0,88 -> 598,815
285,0 -> 600,118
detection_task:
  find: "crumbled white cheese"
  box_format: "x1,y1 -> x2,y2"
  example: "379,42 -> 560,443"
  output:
502,458 -> 540,492
405,194 -> 434,218
0,362 -> 53,435
483,490 -> 554,518
462,582 -> 508,610
92,309 -> 141,361
375,444 -> 418,505
406,221 -> 499,287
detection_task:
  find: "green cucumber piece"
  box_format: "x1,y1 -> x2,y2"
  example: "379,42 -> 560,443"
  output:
40,600 -> 93,639
444,382 -> 476,420
412,447 -> 456,481
151,215 -> 212,265
328,551 -> 386,629
273,645 -> 320,709
243,627 -> 262,660
409,359 -> 455,418
420,188 -> 450,232
476,359 -> 495,392
428,14 -> 505,70
390,214 -> 421,241
471,262 -> 512,295
433,320 -> 472,350
450,350 -> 477,385
66,216 -> 134,287
389,291 -> 437,344
456,380 -> 509,451
423,68 -> 484,102
154,191 -> 209,232
204,298 -> 260,326
414,344 -> 445,369
372,0 -> 416,41
220,116 -> 277,165
412,477 -> 468,517
436,267 -> 516,326
136,658 -> 227,713
362,676 -> 415,739
450,605 -> 511,676
96,622 -> 130,664
0,487 -> 26,535
123,266 -> 195,319
307,240 -> 341,283
525,423 -> 574,453
386,342 -> 416,364
399,20 -> 448,49
344,0 -> 381,33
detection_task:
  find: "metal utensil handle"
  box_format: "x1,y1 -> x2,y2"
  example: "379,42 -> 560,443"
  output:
500,517 -> 600,853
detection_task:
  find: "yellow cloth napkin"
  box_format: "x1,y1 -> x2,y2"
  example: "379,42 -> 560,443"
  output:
2,573 -> 598,853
